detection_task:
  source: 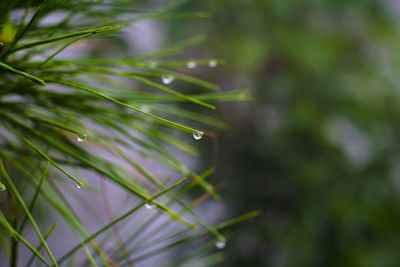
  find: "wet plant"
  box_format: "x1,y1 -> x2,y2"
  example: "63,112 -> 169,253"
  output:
0,0 -> 258,266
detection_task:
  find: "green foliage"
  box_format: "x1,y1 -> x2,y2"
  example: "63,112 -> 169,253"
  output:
184,0 -> 400,266
0,0 -> 256,266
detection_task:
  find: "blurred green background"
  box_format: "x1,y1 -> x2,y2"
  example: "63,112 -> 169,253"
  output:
171,0 -> 400,266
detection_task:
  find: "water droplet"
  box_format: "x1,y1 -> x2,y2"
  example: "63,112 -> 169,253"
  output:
208,60 -> 218,68
145,203 -> 154,209
77,135 -> 87,142
161,75 -> 174,85
215,237 -> 226,249
0,184 -> 6,191
76,182 -> 83,189
186,61 -> 197,69
192,130 -> 203,140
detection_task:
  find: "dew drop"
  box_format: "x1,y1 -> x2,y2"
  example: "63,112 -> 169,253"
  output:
215,237 -> 226,249
186,61 -> 197,69
77,135 -> 87,142
161,75 -> 174,85
76,182 -> 83,189
145,203 -> 154,209
192,130 -> 203,140
208,60 -> 218,68
0,184 -> 6,191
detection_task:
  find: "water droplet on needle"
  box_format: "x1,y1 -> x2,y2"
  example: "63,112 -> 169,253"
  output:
187,61 -> 197,69
76,182 -> 83,189
161,75 -> 174,84
208,60 -> 218,68
192,130 -> 204,140
215,237 -> 226,249
145,203 -> 154,209
77,135 -> 87,142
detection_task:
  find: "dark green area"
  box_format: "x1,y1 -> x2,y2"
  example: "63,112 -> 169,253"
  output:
176,1 -> 400,266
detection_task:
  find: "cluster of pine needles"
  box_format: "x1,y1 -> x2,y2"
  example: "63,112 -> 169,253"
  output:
0,0 -> 259,266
